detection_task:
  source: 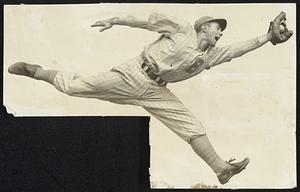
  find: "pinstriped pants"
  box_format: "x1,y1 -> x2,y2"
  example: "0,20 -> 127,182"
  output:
53,55 -> 206,143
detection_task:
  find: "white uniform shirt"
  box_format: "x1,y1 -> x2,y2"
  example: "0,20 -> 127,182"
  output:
143,12 -> 263,83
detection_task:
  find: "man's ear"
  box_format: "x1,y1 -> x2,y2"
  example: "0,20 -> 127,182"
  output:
201,24 -> 209,33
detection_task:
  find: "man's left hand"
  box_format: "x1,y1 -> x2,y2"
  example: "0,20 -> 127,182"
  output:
268,11 -> 293,45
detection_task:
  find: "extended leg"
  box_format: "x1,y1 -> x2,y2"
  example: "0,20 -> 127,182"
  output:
190,135 -> 249,184
8,61 -> 139,100
190,135 -> 228,174
8,62 -> 58,85
140,86 -> 249,184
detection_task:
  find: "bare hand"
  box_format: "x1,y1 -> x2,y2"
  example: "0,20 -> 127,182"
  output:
91,19 -> 114,32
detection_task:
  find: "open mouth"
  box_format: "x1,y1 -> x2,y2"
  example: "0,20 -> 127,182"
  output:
215,36 -> 220,41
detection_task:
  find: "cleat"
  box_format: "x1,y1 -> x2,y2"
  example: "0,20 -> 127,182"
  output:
8,62 -> 42,77
217,157 -> 250,184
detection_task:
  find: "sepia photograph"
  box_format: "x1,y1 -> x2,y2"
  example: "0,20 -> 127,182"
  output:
4,3 -> 296,189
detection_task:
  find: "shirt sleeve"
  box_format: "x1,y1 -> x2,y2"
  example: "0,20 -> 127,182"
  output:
205,37 -> 264,68
147,12 -> 190,36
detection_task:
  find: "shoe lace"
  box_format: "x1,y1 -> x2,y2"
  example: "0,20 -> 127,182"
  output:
226,157 -> 236,165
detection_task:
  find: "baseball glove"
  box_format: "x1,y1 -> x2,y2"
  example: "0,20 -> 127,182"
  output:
268,11 -> 293,45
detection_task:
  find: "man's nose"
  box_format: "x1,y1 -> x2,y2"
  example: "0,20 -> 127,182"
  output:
219,32 -> 223,36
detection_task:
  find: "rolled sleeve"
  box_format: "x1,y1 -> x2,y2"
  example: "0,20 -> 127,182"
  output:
147,12 -> 190,35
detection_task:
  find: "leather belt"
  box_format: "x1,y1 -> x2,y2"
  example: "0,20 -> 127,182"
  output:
141,62 -> 166,86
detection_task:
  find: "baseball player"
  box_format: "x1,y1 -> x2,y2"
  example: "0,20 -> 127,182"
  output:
8,11 -> 293,184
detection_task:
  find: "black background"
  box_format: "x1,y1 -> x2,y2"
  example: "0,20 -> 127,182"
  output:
0,115 -> 150,192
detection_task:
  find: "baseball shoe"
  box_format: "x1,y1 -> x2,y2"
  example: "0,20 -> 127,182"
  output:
8,62 -> 42,77
217,157 -> 250,184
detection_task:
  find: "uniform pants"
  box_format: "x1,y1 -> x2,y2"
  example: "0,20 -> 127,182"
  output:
53,55 -> 206,143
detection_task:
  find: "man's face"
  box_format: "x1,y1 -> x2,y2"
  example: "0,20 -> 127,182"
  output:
205,22 -> 223,47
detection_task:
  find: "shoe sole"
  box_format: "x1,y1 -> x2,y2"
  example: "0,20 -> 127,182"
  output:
8,62 -> 41,77
222,158 -> 250,184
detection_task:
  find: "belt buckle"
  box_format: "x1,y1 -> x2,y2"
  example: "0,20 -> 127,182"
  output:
142,62 -> 166,86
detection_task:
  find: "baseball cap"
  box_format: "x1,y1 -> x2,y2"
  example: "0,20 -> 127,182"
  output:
194,16 -> 227,32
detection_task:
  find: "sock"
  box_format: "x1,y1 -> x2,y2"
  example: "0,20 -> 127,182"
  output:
34,68 -> 59,85
190,135 -> 228,174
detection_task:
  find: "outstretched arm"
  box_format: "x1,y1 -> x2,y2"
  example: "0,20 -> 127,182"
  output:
91,16 -> 149,32
206,33 -> 272,68
91,12 -> 189,35
206,11 -> 293,69
227,33 -> 272,58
